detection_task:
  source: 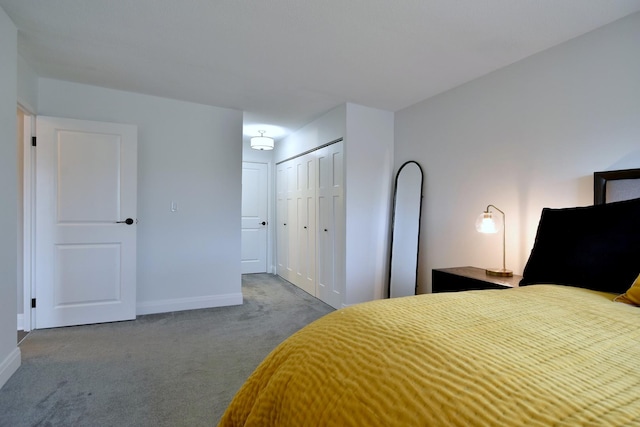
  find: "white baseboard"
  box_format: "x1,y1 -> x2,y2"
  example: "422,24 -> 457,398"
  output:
17,314 -> 23,331
136,292 -> 243,316
0,348 -> 21,390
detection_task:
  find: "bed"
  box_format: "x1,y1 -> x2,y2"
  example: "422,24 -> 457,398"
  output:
219,169 -> 640,426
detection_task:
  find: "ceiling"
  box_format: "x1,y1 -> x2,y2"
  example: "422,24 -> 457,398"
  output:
3,1 -> 640,140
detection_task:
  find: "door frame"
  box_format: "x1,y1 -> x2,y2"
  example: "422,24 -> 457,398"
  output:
19,105 -> 34,331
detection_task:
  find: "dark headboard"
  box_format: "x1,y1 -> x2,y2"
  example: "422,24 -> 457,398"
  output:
594,168 -> 640,205
521,169 -> 640,293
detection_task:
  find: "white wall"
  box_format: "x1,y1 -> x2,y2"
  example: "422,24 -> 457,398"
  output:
344,104 -> 394,304
17,55 -> 37,113
395,12 -> 640,293
274,104 -> 346,164
38,79 -> 244,314
0,5 -> 21,389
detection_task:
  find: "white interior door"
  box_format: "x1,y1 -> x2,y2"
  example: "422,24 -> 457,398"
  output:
35,116 -> 137,328
241,162 -> 268,274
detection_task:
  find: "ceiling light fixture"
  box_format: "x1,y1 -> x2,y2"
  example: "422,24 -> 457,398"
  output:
250,130 -> 274,150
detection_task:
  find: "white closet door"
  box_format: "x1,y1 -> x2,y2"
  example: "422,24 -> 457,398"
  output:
317,142 -> 344,309
276,163 -> 289,278
285,163 -> 297,283
293,154 -> 316,295
276,164 -> 288,277
276,141 -> 343,307
277,155 -> 316,295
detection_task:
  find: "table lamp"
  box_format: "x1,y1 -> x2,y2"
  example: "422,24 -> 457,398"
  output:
475,204 -> 513,277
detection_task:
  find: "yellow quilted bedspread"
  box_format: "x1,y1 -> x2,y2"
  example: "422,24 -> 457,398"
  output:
219,285 -> 640,426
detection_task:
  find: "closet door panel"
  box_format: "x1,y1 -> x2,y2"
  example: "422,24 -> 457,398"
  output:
276,161 -> 296,283
291,157 -> 305,289
285,163 -> 297,283
300,156 -> 316,295
317,194 -> 332,302
278,154 -> 317,295
316,143 -> 344,309
276,164 -> 289,278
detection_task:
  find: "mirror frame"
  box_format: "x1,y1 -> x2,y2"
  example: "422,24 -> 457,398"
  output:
388,160 -> 424,298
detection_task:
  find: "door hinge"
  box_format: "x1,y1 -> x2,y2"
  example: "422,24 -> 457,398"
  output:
31,136 -> 36,147
31,298 -> 36,308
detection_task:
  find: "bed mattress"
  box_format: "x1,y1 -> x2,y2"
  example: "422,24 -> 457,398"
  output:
220,285 -> 640,426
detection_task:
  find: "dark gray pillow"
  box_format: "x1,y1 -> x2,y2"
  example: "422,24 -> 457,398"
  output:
520,197 -> 640,294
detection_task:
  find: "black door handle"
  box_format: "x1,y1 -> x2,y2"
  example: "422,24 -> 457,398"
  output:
116,218 -> 134,225
261,221 -> 266,226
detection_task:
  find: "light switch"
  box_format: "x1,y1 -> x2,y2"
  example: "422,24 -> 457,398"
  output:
171,201 -> 178,212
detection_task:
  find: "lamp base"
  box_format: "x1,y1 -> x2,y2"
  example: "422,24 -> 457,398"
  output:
485,268 -> 513,277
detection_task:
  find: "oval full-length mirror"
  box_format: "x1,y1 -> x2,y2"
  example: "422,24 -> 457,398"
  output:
388,161 -> 423,298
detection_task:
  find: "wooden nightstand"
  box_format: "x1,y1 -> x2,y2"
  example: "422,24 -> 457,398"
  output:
432,266 -> 522,293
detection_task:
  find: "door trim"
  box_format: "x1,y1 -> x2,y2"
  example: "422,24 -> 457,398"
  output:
20,106 -> 34,332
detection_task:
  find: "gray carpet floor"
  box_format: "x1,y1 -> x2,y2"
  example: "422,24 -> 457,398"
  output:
0,274 -> 334,427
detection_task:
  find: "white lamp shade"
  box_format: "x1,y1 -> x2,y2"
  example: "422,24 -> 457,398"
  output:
250,133 -> 274,150
475,211 -> 502,233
